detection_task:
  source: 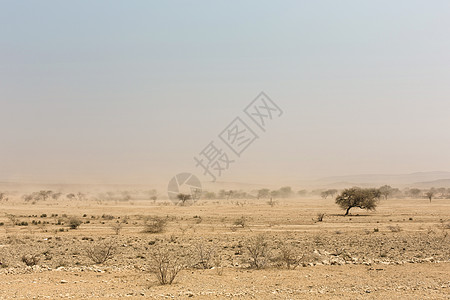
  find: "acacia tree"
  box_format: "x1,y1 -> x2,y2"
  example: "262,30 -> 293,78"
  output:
425,190 -> 435,203
177,193 -> 191,206
321,189 -> 338,199
379,185 -> 394,200
408,188 -> 422,198
278,186 -> 293,198
257,189 -> 270,199
335,187 -> 381,216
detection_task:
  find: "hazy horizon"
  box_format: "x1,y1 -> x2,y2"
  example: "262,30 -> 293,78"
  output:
2,1 -> 450,186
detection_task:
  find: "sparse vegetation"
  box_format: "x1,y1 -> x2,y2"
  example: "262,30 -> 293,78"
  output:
233,216 -> 247,228
85,239 -> 116,264
316,213 -> 325,222
245,235 -> 271,269
21,254 -> 40,266
148,246 -> 186,285
177,193 -> 191,206
68,217 -> 82,229
143,216 -> 167,234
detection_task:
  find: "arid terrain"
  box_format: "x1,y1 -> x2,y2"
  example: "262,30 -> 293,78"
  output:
0,195 -> 449,299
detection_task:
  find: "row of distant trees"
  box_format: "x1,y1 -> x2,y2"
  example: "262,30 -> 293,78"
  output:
0,185 -> 447,204
200,186 -> 449,201
21,190 -> 87,202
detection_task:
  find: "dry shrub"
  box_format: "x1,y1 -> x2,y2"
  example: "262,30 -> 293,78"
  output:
233,216 -> 247,228
143,216 -> 167,234
111,222 -> 123,235
388,225 -> 402,232
316,213 -> 325,222
245,234 -> 271,269
68,217 -> 82,229
276,240 -> 304,269
148,246 -> 188,285
191,242 -> 218,269
22,254 -> 40,266
85,238 -> 116,264
267,198 -> 278,207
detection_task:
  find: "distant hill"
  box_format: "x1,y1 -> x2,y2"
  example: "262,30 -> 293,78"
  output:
316,171 -> 450,188
2,171 -> 450,192
412,179 -> 450,188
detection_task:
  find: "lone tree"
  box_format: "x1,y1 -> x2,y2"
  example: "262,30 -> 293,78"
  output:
335,187 -> 381,216
257,189 -> 270,199
177,193 -> 191,206
321,189 -> 338,199
425,190 -> 435,203
379,185 -> 394,200
408,188 -> 422,198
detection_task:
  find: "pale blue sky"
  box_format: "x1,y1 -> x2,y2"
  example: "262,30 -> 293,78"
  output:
1,1 -> 450,185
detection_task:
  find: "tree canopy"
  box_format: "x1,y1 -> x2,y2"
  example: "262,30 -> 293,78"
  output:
335,187 -> 381,216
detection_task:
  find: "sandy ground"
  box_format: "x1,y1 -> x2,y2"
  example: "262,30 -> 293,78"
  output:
0,197 -> 449,299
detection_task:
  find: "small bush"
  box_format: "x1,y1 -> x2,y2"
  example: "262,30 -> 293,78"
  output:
68,217 -> 82,229
388,225 -> 402,232
316,213 -> 325,222
101,214 -> 115,220
191,242 -> 217,269
111,222 -> 123,235
233,216 -> 247,228
148,246 -> 187,285
245,235 -> 271,269
22,254 -> 40,266
276,241 -> 303,269
85,239 -> 116,264
143,216 -> 167,234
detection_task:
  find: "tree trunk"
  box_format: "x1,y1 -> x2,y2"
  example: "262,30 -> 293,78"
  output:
345,207 -> 351,216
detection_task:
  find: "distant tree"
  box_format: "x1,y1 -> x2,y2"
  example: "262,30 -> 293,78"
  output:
202,191 -> 216,200
278,186 -> 293,198
408,188 -> 422,198
66,192 -> 86,201
335,187 -> 381,216
191,188 -> 202,202
328,189 -> 338,198
297,190 -> 308,197
51,192 -> 62,200
425,189 -> 435,203
147,189 -> 158,199
270,190 -> 280,199
436,187 -> 446,198
38,190 -> 53,201
121,191 -> 131,201
177,193 -> 191,206
218,190 -> 227,199
257,189 -> 270,199
0,192 -> 8,202
321,191 -> 329,199
321,189 -> 338,199
379,185 -> 394,200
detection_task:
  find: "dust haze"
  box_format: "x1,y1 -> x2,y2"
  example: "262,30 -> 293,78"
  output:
1,1 -> 450,299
